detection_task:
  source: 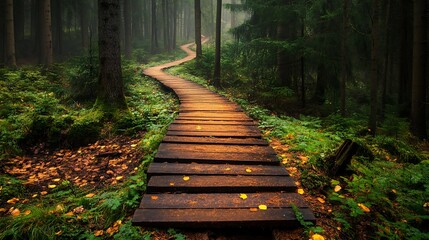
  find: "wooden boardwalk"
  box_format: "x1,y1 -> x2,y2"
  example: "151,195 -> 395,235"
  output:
132,43 -> 315,229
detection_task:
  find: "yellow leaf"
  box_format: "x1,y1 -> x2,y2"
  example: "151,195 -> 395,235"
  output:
358,203 -> 370,213
32,194 -> 38,198
317,197 -> 325,203
183,176 -> 190,181
334,185 -> 342,192
130,144 -> 137,148
7,197 -> 20,204
40,191 -> 48,196
24,210 -> 31,215
53,178 -> 61,182
258,205 -> 268,210
245,168 -> 252,173
249,208 -> 258,212
48,184 -> 56,189
85,193 -> 95,198
11,208 -> 20,217
225,167 -> 231,171
115,176 -> 123,181
311,234 -> 326,240
240,194 -> 248,200
94,230 -> 104,237
55,230 -> 63,236
169,182 -> 175,186
56,204 -> 65,212
0,208 -> 7,213
151,196 -> 159,200
297,188 -> 304,195
64,211 -> 74,216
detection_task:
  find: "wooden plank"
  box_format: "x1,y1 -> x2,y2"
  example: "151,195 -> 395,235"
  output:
158,143 -> 276,155
176,116 -> 254,122
147,162 -> 288,177
166,130 -> 261,138
147,175 -> 296,193
140,192 -> 307,209
132,208 -> 316,228
172,120 -> 256,126
154,151 -> 279,165
179,112 -> 251,119
162,136 -> 268,145
168,124 -> 260,133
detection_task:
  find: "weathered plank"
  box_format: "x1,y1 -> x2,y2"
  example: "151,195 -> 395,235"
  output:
147,175 -> 296,193
168,124 -> 260,132
140,192 -> 307,209
154,151 -> 279,165
166,130 -> 261,138
172,120 -> 256,126
147,162 -> 289,177
162,136 -> 268,145
158,143 -> 276,155
132,208 -> 316,228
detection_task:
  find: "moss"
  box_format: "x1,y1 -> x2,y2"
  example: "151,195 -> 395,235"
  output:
67,110 -> 104,147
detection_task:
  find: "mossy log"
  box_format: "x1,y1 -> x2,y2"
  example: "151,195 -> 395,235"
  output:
328,139 -> 359,176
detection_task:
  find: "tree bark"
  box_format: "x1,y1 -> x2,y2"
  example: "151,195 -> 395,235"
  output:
40,0 -> 53,66
151,0 -> 159,53
230,0 -> 236,28
213,0 -> 222,88
411,0 -> 427,139
6,0 -> 16,66
368,0 -> 381,135
340,0 -> 350,116
80,0 -> 89,50
194,0 -> 202,60
124,0 -> 132,59
97,0 -> 126,109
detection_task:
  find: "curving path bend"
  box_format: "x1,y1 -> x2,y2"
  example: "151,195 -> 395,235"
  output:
132,42 -> 315,229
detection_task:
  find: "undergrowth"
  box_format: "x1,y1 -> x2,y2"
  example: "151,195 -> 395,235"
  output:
0,50 -> 184,239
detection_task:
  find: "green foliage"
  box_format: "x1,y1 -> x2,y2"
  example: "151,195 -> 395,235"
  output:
67,51 -> 99,101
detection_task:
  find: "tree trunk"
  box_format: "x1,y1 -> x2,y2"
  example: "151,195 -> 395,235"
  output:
340,0 -> 350,116
381,0 -> 392,119
194,0 -> 202,60
300,19 -> 305,107
213,0 -> 222,88
5,0 -> 16,66
14,0 -> 24,43
52,0 -> 63,55
411,0 -> 427,139
97,0 -> 126,109
80,0 -> 89,50
0,0 -> 5,64
151,0 -> 158,53
368,0 -> 381,135
171,0 -> 177,50
123,0 -> 132,59
40,0 -> 53,66
230,0 -> 236,29
162,0 -> 170,51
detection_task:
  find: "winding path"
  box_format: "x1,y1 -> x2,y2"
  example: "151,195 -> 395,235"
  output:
132,42 -> 315,229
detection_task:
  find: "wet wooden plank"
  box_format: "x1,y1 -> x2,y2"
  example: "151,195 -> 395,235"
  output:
166,130 -> 261,138
179,112 -> 251,119
154,151 -> 279,165
140,192 -> 307,209
147,162 -> 288,177
176,116 -> 254,122
158,143 -> 276,155
132,208 -> 316,228
162,136 -> 268,145
168,124 -> 260,133
172,120 -> 256,126
147,175 -> 296,193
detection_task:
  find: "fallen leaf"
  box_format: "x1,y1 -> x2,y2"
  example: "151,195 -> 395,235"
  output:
183,176 -> 190,181
0,208 -> 7,213
424,202 -> 429,208
55,230 -> 63,236
53,178 -> 61,182
115,176 -> 123,181
249,208 -> 258,212
240,194 -> 248,200
24,209 -> 31,215
311,234 -> 326,240
11,208 -> 20,217
56,204 -> 65,212
169,182 -> 175,186
151,196 -> 159,200
317,197 -> 325,203
130,144 -> 137,148
73,206 -> 85,214
196,126 -> 202,130
85,193 -> 95,198
48,184 -> 56,189
334,185 -> 342,192
297,189 -> 304,195
7,198 -> 20,204
40,191 -> 48,195
358,203 -> 370,213
32,194 -> 38,198
225,167 -> 231,171
258,204 -> 267,210
64,211 -> 74,216
391,189 -> 397,194
94,230 -> 104,237
245,168 -> 252,173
